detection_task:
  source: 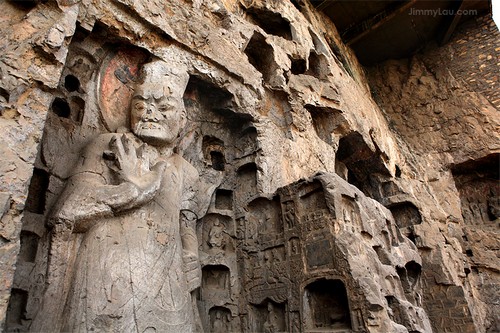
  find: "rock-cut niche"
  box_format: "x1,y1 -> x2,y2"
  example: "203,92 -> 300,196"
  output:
246,196 -> 282,241
251,299 -> 286,333
451,153 -> 499,229
5,289 -> 29,329
303,279 -> 352,331
245,7 -> 292,40
208,306 -> 232,333
244,32 -> 277,84
215,189 -> 233,211
336,132 -> 390,197
202,265 -> 231,301
203,136 -> 226,171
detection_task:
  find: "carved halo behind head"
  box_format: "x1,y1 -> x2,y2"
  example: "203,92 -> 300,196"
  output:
98,47 -> 149,132
98,49 -> 189,134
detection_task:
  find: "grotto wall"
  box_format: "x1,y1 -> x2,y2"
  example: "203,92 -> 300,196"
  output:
368,13 -> 499,333
0,0 -> 497,332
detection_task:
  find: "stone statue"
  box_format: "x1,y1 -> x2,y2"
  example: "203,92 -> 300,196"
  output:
207,218 -> 225,250
212,311 -> 225,333
32,60 -> 207,332
263,302 -> 280,333
284,201 -> 295,229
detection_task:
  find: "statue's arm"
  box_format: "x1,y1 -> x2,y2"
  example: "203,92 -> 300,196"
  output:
49,134 -> 166,233
51,169 -> 163,233
180,209 -> 200,292
180,159 -> 224,291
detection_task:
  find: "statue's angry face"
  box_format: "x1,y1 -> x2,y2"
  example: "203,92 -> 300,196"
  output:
130,84 -> 185,146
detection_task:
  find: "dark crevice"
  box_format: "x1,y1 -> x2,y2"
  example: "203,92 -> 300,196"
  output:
290,0 -> 302,12
244,33 -> 276,84
25,168 -> 50,214
395,165 -> 401,177
51,97 -> 71,118
7,0 -> 39,11
389,202 -> 422,229
19,231 -> 40,263
325,36 -> 355,78
246,8 -> 292,40
290,58 -> 307,75
0,86 -> 10,103
64,75 -> 80,92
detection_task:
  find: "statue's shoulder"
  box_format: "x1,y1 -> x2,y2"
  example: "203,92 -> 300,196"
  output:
170,153 -> 198,178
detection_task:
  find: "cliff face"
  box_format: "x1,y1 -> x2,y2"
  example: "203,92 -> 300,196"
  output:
368,14 -> 499,333
0,0 -> 497,332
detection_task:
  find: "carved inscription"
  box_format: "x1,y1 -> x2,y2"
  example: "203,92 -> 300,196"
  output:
305,239 -> 333,268
300,209 -> 333,233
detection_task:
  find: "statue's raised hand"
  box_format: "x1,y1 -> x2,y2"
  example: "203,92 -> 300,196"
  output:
105,134 -> 166,192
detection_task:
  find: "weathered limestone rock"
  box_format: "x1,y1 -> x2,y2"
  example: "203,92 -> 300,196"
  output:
234,172 -> 431,332
368,14 -> 499,333
0,0 -> 497,332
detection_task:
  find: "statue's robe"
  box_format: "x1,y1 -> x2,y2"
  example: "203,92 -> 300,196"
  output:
34,133 -> 200,333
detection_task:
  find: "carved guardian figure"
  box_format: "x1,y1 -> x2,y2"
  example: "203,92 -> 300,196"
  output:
32,60 -> 203,332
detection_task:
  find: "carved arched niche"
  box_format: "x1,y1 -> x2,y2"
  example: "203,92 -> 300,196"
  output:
250,299 -> 287,333
303,279 -> 352,331
201,265 -> 231,302
246,196 -> 283,245
208,306 -> 234,333
236,162 -> 259,199
397,260 -> 422,306
202,136 -> 226,171
198,213 -> 234,254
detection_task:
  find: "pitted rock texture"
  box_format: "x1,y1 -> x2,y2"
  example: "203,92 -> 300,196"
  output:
368,14 -> 499,333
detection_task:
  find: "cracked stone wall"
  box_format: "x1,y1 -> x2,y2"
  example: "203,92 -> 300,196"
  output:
0,0 -> 497,332
368,13 -> 499,333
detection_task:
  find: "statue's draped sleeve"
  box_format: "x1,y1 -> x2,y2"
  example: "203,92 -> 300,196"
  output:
49,133 -> 163,233
180,159 -> 220,292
